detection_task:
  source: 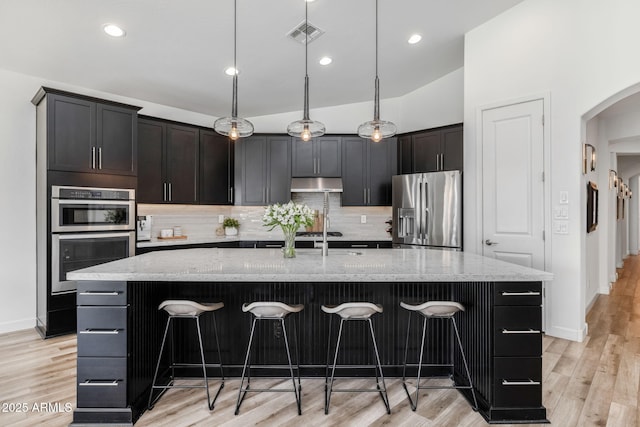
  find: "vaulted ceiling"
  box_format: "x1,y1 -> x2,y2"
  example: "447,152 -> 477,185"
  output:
0,0 -> 525,117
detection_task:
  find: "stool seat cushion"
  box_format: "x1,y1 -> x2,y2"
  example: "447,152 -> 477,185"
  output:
159,300 -> 224,316
242,302 -> 304,318
400,301 -> 464,317
321,302 -> 383,319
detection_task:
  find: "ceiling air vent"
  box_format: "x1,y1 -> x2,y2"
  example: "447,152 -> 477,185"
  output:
287,20 -> 324,44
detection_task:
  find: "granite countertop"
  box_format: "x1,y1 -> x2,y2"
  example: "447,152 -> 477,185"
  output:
68,248 -> 553,283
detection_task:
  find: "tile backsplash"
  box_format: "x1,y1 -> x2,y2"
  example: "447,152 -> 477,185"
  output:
138,193 -> 391,241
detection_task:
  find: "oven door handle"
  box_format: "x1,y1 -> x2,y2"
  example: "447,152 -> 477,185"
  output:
52,199 -> 133,205
56,232 -> 135,240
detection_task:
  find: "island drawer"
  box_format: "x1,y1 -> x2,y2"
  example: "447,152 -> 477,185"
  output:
494,282 -> 542,306
77,357 -> 127,408
77,307 -> 127,357
77,281 -> 126,306
494,306 -> 542,356
493,357 -> 542,407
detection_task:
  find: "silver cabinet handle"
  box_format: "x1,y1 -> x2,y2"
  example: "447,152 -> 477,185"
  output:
502,379 -> 541,386
501,291 -> 541,296
79,329 -> 120,335
78,291 -> 120,296
485,239 -> 499,246
317,157 -> 321,174
363,188 -> 367,204
368,188 -> 371,204
440,153 -> 444,170
350,244 -> 369,248
163,183 -> 167,201
79,380 -> 119,387
91,147 -> 96,169
168,183 -> 172,201
265,244 -> 282,248
98,147 -> 103,169
502,328 -> 541,334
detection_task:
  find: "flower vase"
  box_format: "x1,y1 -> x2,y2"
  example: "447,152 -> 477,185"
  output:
282,228 -> 296,258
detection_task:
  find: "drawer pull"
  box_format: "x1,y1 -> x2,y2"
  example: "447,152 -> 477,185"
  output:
501,328 -> 541,334
502,379 -> 541,386
79,380 -> 120,387
350,244 -> 369,248
79,329 -> 120,335
79,291 -> 120,296
501,291 -> 541,296
265,244 -> 283,248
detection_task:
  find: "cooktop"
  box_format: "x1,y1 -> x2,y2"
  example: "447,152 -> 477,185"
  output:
296,231 -> 343,237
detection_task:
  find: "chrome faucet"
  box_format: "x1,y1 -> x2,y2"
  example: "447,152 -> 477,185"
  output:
322,191 -> 330,256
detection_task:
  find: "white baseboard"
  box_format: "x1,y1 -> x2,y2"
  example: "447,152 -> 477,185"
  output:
0,318 -> 35,334
544,324 -> 587,342
599,283 -> 612,295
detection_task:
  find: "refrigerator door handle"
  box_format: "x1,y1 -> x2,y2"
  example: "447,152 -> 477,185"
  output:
423,181 -> 429,244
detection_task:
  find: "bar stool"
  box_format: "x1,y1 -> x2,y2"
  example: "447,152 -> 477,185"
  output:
148,300 -> 225,411
322,302 -> 390,415
400,301 -> 478,411
235,302 -> 303,416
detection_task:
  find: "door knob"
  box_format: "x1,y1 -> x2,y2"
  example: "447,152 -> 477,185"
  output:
485,239 -> 499,246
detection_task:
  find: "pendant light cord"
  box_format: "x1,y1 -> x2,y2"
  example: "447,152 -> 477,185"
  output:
373,0 -> 380,121
231,0 -> 238,118
302,0 -> 310,120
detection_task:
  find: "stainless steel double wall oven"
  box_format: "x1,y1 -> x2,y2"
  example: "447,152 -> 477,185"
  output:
50,186 -> 135,294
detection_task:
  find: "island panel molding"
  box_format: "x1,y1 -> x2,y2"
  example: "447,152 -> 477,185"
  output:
70,249 -> 550,425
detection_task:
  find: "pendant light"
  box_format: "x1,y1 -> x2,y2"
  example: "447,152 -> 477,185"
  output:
357,0 -> 396,142
286,0 -> 325,142
214,0 -> 254,141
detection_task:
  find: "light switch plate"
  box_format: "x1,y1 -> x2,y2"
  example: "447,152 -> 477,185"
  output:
559,191 -> 569,204
218,215 -> 224,224
360,215 -> 367,224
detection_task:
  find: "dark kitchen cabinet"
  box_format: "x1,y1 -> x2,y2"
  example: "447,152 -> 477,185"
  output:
398,124 -> 463,174
341,136 -> 396,206
199,130 -> 234,205
137,118 -> 198,204
34,89 -> 139,176
292,136 -> 341,177
235,135 -> 291,205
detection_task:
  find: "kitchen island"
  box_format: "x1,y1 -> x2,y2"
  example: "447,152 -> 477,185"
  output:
68,248 -> 552,425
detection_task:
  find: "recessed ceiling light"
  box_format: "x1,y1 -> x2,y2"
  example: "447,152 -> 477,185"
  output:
103,24 -> 126,38
408,34 -> 422,44
319,56 -> 332,66
225,67 -> 239,76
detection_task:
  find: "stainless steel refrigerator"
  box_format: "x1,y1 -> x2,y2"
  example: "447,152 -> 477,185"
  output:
392,171 -> 462,249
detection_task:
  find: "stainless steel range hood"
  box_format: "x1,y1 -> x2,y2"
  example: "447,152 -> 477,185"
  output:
290,177 -> 343,193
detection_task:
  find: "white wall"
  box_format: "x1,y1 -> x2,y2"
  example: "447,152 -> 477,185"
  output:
248,67 -> 463,134
0,66 -> 463,333
464,0 -> 640,341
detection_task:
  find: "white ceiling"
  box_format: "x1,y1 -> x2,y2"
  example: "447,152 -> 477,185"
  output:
0,0 -> 525,118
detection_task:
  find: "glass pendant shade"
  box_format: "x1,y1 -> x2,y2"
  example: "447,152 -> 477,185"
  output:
214,0 -> 253,140
357,0 -> 396,142
287,0 -> 325,140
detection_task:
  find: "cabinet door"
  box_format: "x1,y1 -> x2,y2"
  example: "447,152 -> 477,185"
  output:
316,136 -> 341,177
442,126 -> 463,171
166,124 -> 198,204
267,136 -> 291,203
239,136 -> 267,205
398,135 -> 413,174
412,130 -> 440,172
137,119 -> 165,203
291,137 -> 315,177
369,137 -> 395,206
200,130 -> 232,205
96,104 -> 137,175
48,94 -> 95,172
341,137 -> 367,206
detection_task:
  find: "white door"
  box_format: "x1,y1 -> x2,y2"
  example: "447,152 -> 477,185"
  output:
482,100 -> 545,270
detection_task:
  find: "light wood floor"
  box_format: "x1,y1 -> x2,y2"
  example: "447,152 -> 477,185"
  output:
2,256 -> 640,426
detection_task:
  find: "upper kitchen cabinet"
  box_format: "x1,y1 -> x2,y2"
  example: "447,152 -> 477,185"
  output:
398,124 -> 463,174
200,130 -> 233,205
235,135 -> 291,205
292,136 -> 341,177
341,136 -> 397,206
32,88 -> 140,176
137,117 -> 198,204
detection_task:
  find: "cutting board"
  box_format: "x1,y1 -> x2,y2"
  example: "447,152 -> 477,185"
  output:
157,235 -> 188,240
